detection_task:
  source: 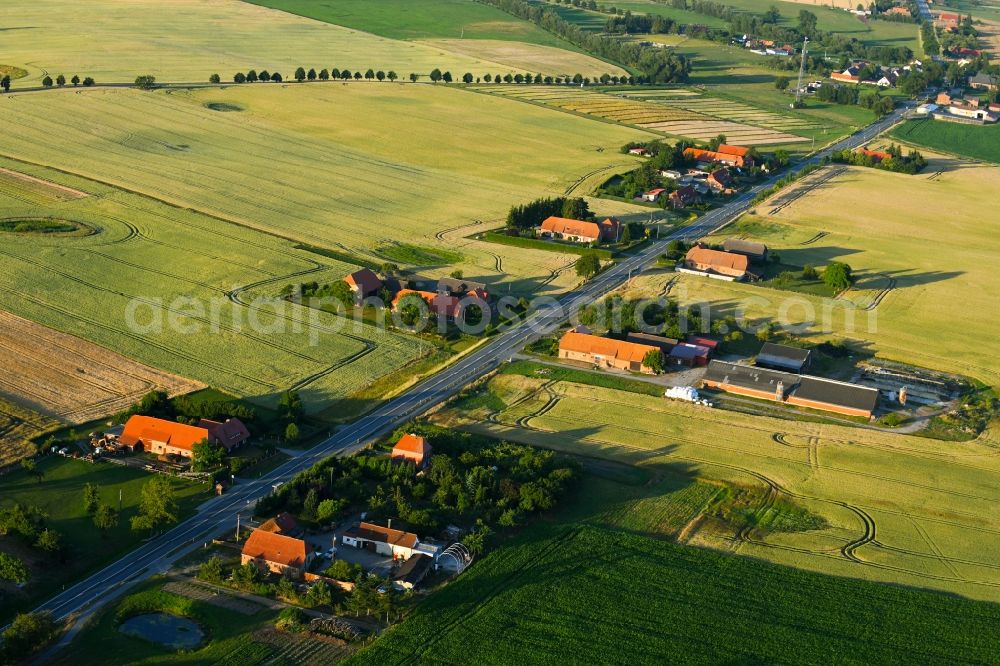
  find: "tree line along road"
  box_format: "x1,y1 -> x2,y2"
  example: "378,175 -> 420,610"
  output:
26,105 -> 910,643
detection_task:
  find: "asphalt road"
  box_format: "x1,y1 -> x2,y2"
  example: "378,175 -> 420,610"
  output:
28,105 -> 908,636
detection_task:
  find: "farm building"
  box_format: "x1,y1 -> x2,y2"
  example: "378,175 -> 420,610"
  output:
702,361 -> 878,418
722,238 -> 768,262
642,188 -> 667,202
259,511 -> 303,538
628,147 -> 652,157
437,276 -> 489,299
757,343 -> 812,373
669,185 -> 702,209
969,73 -> 998,91
119,415 -> 210,458
241,527 -> 314,579
344,268 -> 383,299
683,145 -> 754,168
392,288 -> 487,320
558,331 -> 660,374
198,418 -> 250,452
687,336 -> 719,351
626,332 -> 678,354
341,521 -> 421,560
392,433 -> 432,468
707,169 -> 733,193
539,216 -> 620,243
832,67 -> 861,83
682,246 -> 749,280
392,553 -> 433,591
669,343 -> 711,367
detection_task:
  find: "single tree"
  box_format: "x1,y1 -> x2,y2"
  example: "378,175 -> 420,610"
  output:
272,72 -> 283,82
341,69 -> 352,80
823,262 -> 853,293
0,552 -> 29,583
643,349 -> 665,374
56,74 -> 66,86
353,71 -> 362,80
42,76 -> 53,87
318,68 -> 329,80
234,72 -> 246,84
285,422 -> 300,443
450,269 -> 464,279
259,70 -> 271,82
71,75 -> 81,86
1,612 -> 58,663
774,75 -> 790,91
191,439 -> 225,472
462,72 -> 474,84
93,503 -> 118,536
83,483 -> 100,514
307,68 -> 317,81
130,476 -> 178,533
376,70 -> 386,81
429,68 -> 443,82
82,77 -> 95,86
209,73 -> 221,83
575,253 -> 601,278
1,75 -> 11,92
295,66 -> 306,82
387,70 -> 398,81
20,458 -> 43,483
197,555 -> 224,583
365,68 -> 375,81
134,75 -> 156,90
484,73 -> 492,83
278,389 -> 303,422
442,72 -> 452,83
34,528 -> 62,555
331,68 -> 341,79
246,69 -> 258,83
409,72 -> 418,82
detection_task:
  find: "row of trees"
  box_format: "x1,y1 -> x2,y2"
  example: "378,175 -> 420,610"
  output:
31,74 -> 94,90
506,196 -> 593,230
830,144 -> 927,175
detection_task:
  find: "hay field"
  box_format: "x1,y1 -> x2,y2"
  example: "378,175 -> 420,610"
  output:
479,86 -> 811,145
0,85 -> 652,294
418,39 -> 626,77
443,375 -> 1000,602
0,158 -> 431,411
1,0 -> 534,84
671,160 -> 1000,389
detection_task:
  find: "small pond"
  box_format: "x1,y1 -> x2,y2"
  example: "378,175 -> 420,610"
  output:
118,612 -> 205,650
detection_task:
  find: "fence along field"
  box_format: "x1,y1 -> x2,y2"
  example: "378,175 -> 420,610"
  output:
478,86 -> 810,146
440,374 -> 1000,603
0,84 -> 653,294
2,0 -> 545,84
0,157 -> 429,412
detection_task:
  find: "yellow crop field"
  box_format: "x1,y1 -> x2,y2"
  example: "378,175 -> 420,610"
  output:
0,84 -> 655,294
444,375 -> 1000,602
2,0 -> 538,84
627,161 -> 1000,388
417,39 -> 627,77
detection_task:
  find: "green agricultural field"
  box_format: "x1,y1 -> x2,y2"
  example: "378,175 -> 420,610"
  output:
1,0 -> 549,84
0,84 -> 654,296
891,118 -> 1000,164
0,458 -> 207,623
650,160 -> 1000,389
0,156 -> 430,411
438,372 -> 1000,603
346,473 -> 1000,665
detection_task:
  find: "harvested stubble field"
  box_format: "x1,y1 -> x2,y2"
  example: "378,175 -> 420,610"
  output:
440,373 -> 1000,602
0,310 -> 203,424
2,0 -> 541,84
670,160 -> 1000,389
417,39 -> 626,77
478,85 -> 809,145
0,158 -> 429,412
0,84 -> 652,295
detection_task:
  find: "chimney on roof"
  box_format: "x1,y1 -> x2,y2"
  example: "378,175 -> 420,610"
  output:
775,381 -> 785,401
387,518 -> 392,530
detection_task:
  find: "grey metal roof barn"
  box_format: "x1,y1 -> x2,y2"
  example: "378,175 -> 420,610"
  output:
756,343 -> 813,373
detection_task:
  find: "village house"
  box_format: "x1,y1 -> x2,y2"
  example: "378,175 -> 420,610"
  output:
756,342 -> 813,373
642,187 -> 667,202
702,361 -> 879,418
391,287 -> 487,320
259,511 -> 304,538
969,73 -> 998,91
683,144 -> 755,168
539,216 -> 621,244
341,521 -> 421,560
344,267 -> 383,300
706,168 -> 733,193
437,276 -> 489,299
668,185 -> 702,209
832,66 -> 861,83
884,5 -> 911,17
722,238 -> 768,263
558,330 -> 660,374
241,527 -> 314,578
682,246 -> 749,280
391,433 -> 432,468
118,414 -> 250,458
392,553 -> 433,591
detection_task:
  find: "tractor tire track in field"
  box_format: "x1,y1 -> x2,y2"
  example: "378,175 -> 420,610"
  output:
908,517 -> 967,581
563,163 -> 621,196
434,219 -> 484,242
799,231 -> 828,246
862,274 -> 897,311
767,166 -> 845,215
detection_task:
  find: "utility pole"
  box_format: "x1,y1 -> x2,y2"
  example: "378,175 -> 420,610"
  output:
794,37 -> 810,107
235,513 -> 240,541
118,488 -> 122,512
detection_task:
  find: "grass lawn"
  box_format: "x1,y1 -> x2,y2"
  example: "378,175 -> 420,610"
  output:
0,458 -> 208,624
891,117 -> 1000,164
345,471 -> 1000,665
436,372 -> 1000,603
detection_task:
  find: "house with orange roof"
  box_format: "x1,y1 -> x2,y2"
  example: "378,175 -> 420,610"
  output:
241,527 -> 314,578
683,145 -> 754,168
341,521 -> 421,560
558,331 -> 660,374
392,289 -> 463,319
119,415 -> 210,458
344,267 -> 383,300
539,216 -> 621,243
392,433 -> 432,468
198,418 -> 250,452
259,511 -> 303,537
682,246 -> 749,280
858,148 -> 892,162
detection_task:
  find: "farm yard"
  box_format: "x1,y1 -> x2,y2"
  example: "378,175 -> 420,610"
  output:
0,157 -> 430,412
345,473 -> 1000,665
1,0 -> 555,84
0,84 -> 652,296
476,85 -> 817,146
661,159 -> 1000,389
437,371 -> 1000,603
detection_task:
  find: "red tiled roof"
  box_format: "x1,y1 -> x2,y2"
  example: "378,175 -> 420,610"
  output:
259,512 -> 301,535
859,148 -> 891,161
345,268 -> 383,295
393,434 -> 431,457
120,415 -> 208,452
717,144 -> 750,157
198,418 -> 250,451
242,528 -> 312,568
540,216 -> 602,240
685,247 -> 749,273
559,331 -> 659,364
